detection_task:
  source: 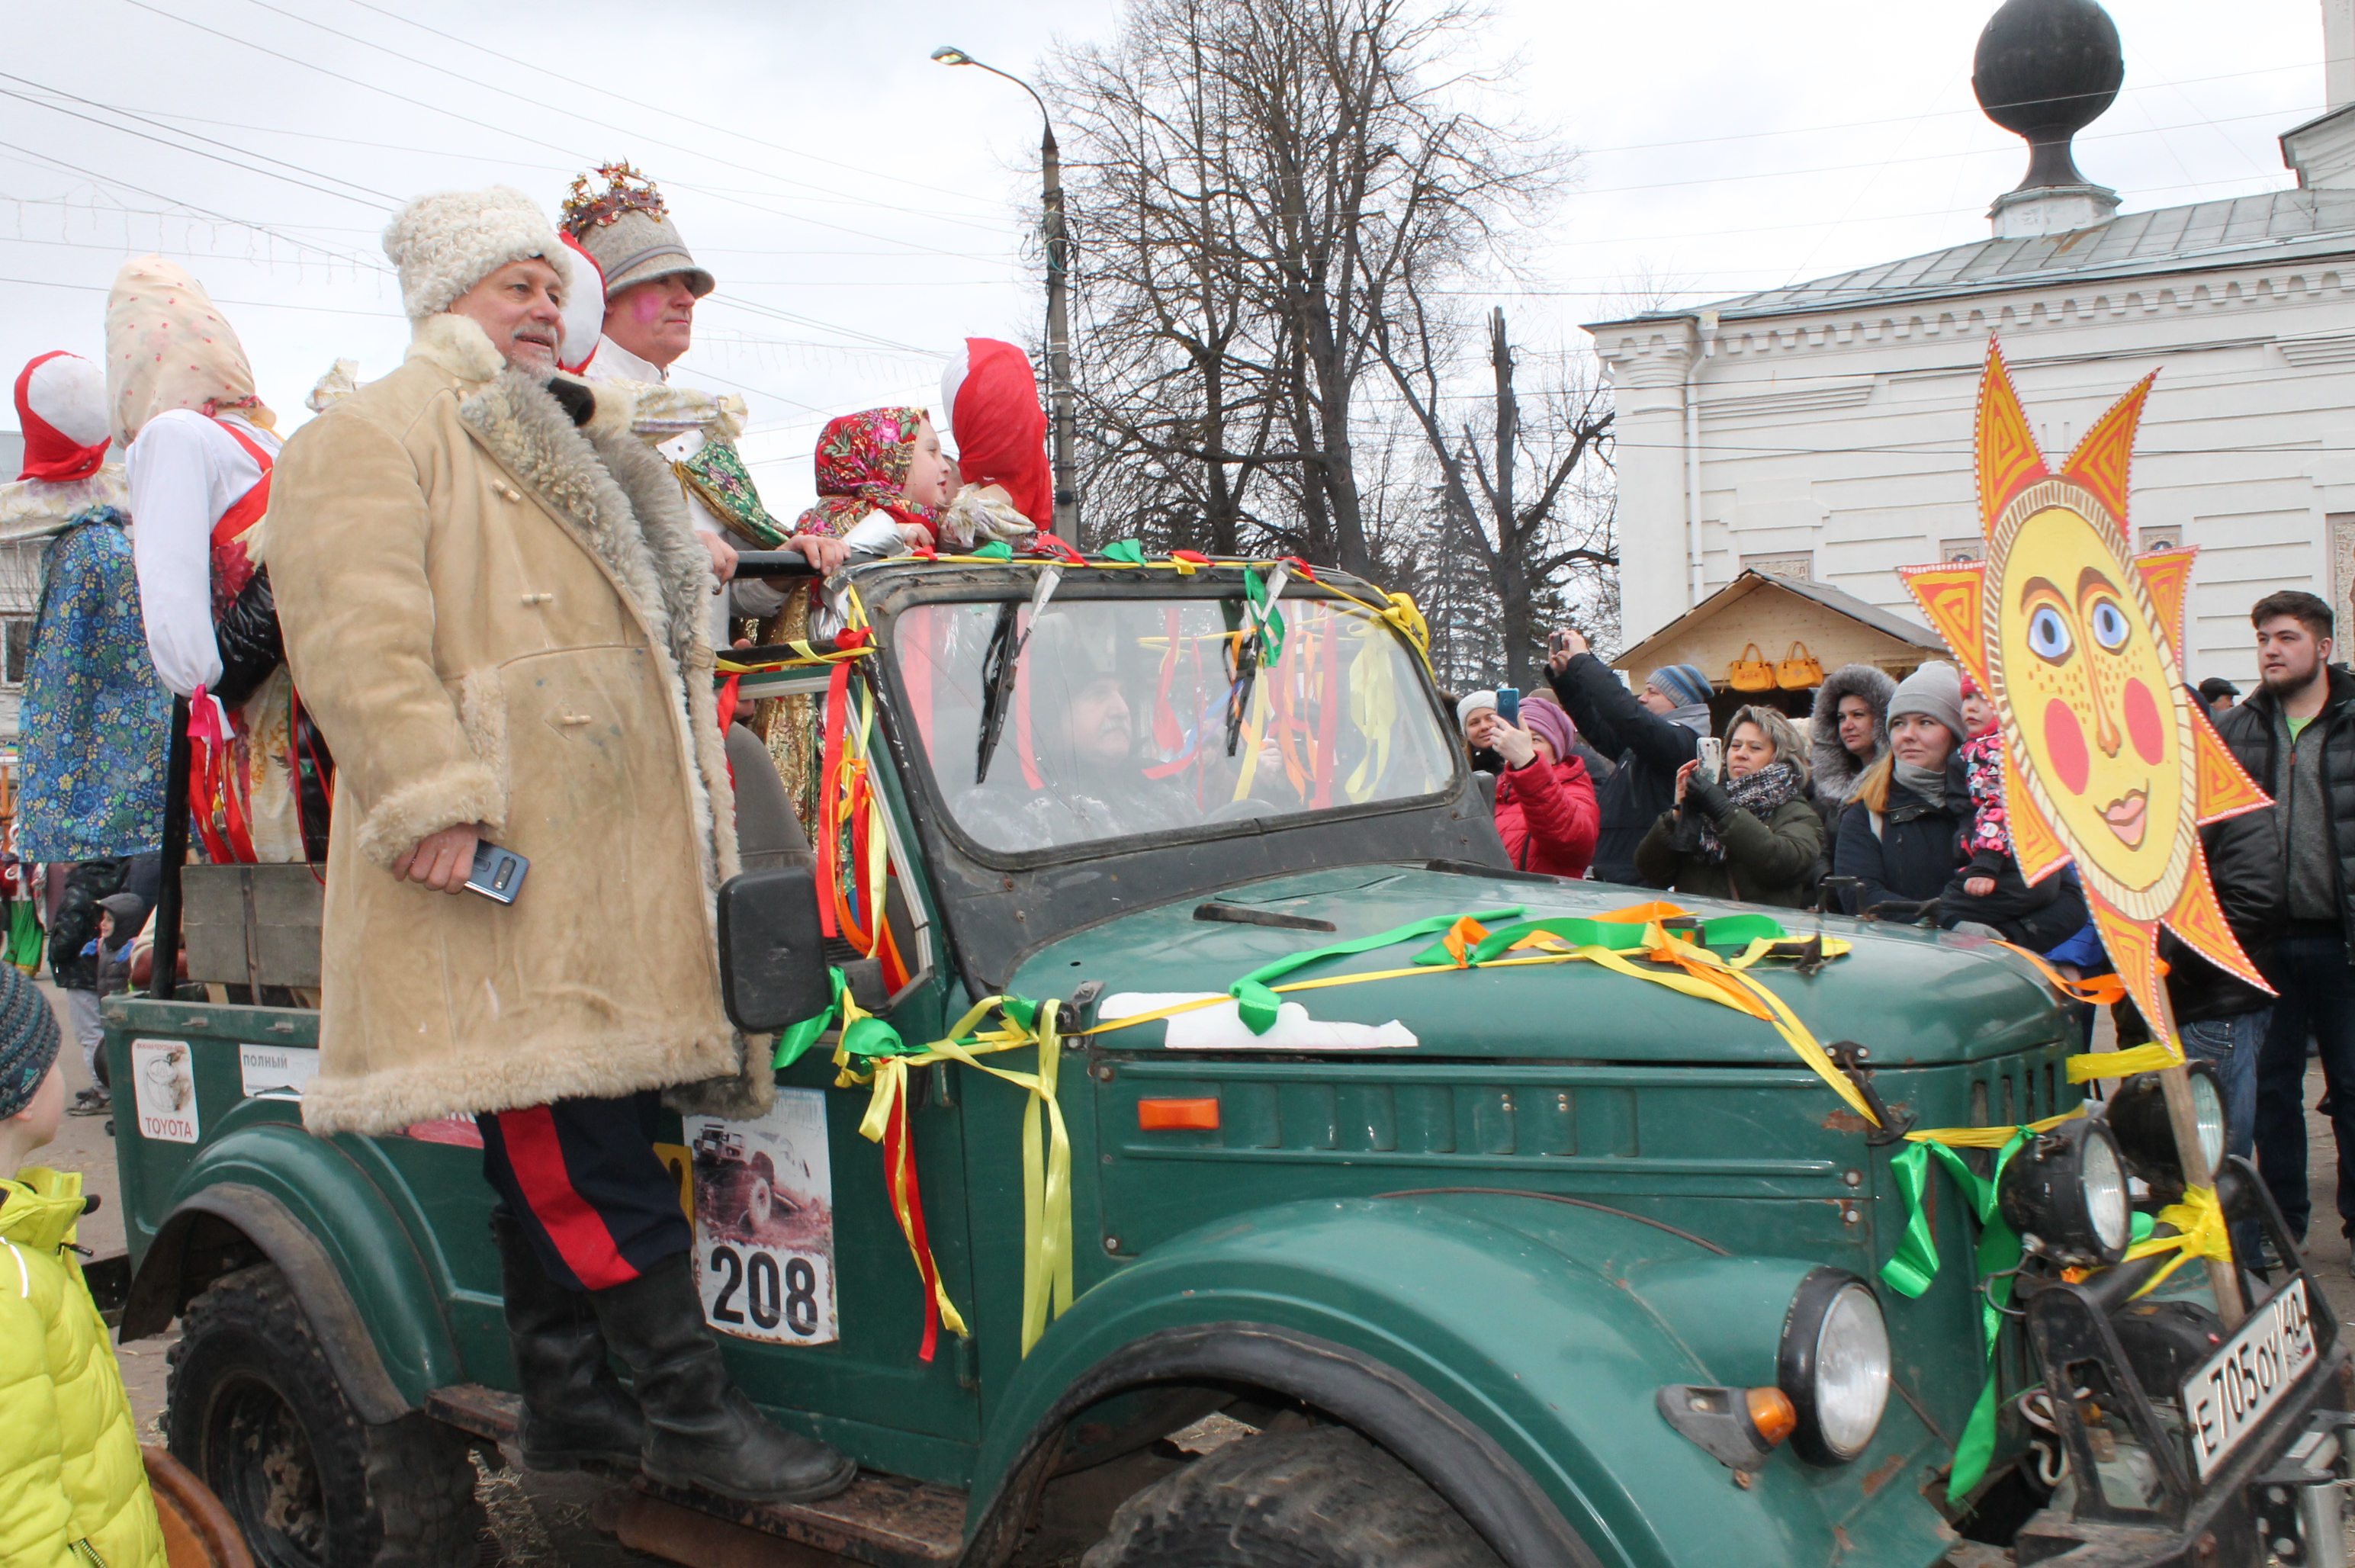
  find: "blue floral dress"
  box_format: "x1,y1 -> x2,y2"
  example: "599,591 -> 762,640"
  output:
17,509 -> 171,860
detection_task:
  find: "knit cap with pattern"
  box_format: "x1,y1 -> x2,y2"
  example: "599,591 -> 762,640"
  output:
0,964 -> 61,1117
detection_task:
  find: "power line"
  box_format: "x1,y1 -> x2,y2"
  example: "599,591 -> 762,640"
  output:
1569,61 -> 2318,156
220,0 -> 1020,242
0,82 -> 397,212
333,0 -> 994,210
0,272 -> 397,316
0,140 -> 387,272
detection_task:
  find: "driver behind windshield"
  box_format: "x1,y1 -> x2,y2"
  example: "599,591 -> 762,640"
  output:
956,611 -> 1193,850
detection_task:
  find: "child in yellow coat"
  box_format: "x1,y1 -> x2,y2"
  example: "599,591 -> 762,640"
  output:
0,966 -> 165,1568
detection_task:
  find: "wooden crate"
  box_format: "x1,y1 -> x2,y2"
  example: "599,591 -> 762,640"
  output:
180,864 -> 323,990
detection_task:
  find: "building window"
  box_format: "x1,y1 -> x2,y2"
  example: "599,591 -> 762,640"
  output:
1939,537 -> 1984,564
1,618 -> 29,688
1740,551 -> 1814,582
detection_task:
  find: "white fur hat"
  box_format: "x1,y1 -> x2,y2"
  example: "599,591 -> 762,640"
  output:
383,187 -> 573,321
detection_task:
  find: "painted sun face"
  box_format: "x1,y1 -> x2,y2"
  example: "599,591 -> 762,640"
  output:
1992,500 -> 2186,895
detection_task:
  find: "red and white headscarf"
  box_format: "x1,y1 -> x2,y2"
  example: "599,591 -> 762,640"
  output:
104,254 -> 271,445
940,338 -> 1050,529
14,352 -> 110,482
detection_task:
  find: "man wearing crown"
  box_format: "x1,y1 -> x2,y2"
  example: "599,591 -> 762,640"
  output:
560,164 -> 847,654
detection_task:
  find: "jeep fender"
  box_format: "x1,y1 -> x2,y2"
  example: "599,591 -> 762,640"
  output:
120,1123 -> 458,1422
962,1193 -> 1946,1568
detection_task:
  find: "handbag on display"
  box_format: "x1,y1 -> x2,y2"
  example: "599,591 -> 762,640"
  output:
1727,643 -> 1776,692
1775,640 -> 1825,690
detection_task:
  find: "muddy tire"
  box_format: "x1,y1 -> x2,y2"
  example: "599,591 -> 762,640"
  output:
1080,1425 -> 1503,1568
166,1263 -> 483,1568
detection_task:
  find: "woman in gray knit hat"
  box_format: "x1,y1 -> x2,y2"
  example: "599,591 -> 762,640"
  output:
1830,661 -> 1971,916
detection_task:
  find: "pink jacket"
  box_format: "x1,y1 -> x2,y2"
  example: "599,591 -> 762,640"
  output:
1494,755 -> 1600,879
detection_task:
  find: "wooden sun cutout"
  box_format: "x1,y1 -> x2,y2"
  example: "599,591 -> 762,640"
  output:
1900,342 -> 2273,1037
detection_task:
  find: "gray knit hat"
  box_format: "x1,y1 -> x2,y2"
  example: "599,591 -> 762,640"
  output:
1645,664 -> 1714,708
0,966 -> 60,1120
1888,660 -> 1965,742
561,163 -> 713,300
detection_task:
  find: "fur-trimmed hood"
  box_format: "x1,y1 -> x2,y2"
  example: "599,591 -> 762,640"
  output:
1809,664 -> 1895,805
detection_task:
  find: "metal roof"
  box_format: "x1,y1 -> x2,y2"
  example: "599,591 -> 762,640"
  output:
1589,188 -> 2355,329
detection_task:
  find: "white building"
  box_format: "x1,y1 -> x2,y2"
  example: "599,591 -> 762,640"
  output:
1588,4 -> 2355,688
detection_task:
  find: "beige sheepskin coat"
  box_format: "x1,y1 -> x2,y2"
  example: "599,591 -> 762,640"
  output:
268,313 -> 770,1136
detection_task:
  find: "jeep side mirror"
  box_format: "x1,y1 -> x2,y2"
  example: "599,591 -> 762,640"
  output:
715,868 -> 834,1033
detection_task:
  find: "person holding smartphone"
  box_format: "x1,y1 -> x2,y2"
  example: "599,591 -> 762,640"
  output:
1543,627 -> 1711,886
1634,706 -> 1823,907
1461,692 -> 1599,877
268,188 -> 852,1508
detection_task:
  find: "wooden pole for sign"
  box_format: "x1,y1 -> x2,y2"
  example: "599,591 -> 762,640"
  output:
2147,988 -> 2244,1326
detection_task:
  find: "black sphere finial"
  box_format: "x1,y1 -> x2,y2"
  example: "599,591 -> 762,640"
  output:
1973,0 -> 2124,191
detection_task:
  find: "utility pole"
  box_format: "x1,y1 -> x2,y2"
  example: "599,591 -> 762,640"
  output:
933,47 -> 1080,545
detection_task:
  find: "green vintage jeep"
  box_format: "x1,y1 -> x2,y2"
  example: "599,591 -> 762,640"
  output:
104,554 -> 2349,1568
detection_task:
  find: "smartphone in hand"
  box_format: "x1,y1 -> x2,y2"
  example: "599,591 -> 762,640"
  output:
1696,737 -> 1724,782
464,842 -> 529,904
1496,686 -> 1520,728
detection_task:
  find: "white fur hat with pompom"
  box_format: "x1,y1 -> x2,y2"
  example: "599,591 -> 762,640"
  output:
382,187 -> 573,322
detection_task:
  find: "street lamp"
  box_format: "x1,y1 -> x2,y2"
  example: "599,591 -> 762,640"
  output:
932,45 -> 1079,546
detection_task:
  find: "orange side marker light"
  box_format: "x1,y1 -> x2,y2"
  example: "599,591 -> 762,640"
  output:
1137,1097 -> 1221,1131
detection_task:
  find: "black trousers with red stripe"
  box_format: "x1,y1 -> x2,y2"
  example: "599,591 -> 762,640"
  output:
479,1090 -> 690,1292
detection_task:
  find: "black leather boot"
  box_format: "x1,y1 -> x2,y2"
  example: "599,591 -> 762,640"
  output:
490,1209 -> 645,1471
586,1252 -> 857,1503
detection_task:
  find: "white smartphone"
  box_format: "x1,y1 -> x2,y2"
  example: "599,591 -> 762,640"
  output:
1696,737 -> 1724,782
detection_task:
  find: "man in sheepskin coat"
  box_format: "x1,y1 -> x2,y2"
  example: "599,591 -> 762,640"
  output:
267,188 -> 853,1505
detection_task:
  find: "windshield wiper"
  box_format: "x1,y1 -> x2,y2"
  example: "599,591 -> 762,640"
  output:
975,598 -> 1022,785
1223,635 -> 1260,757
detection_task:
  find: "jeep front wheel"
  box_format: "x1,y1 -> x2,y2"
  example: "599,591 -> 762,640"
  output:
1081,1425 -> 1503,1568
165,1263 -> 483,1568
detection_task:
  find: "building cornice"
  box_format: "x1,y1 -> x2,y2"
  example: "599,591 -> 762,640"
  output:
1591,259 -> 2355,375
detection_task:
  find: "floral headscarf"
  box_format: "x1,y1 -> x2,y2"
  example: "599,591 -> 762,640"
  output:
792,406 -> 939,539
104,255 -> 271,446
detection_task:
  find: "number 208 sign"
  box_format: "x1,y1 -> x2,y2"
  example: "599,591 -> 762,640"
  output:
686,1091 -> 840,1346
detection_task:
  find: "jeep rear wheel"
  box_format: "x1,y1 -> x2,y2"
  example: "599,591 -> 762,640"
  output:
166,1263 -> 483,1568
1080,1425 -> 1502,1568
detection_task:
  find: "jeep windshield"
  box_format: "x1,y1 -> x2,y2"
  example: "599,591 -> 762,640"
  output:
885,589 -> 1460,855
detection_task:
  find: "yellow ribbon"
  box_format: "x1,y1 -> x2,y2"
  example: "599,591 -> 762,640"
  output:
2119,1184 -> 2231,1298
2067,1039 -> 2186,1084
1904,1105 -> 2086,1149
1084,922 -> 1872,1123
836,994 -> 1075,1355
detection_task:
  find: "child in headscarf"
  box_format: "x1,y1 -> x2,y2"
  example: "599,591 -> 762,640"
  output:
792,407 -> 950,557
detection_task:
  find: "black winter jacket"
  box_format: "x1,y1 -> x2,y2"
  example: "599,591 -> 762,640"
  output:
1831,776 -> 1967,916
1544,653 -> 1701,886
2214,665 -> 2355,955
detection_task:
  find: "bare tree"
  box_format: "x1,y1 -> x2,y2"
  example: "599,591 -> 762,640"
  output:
1378,304 -> 1614,686
1052,0 -> 1561,575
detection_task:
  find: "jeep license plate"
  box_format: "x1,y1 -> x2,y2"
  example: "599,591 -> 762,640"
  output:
2183,1276 -> 2317,1480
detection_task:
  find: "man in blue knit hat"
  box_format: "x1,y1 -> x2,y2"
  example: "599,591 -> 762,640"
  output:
1545,628 -> 1713,886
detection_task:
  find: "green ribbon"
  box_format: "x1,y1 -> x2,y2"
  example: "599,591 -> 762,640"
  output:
1227,906 -> 1525,1034
1879,1133 -> 2025,1500
1881,1133 -> 2164,1499
971,540 -> 1014,561
772,968 -> 847,1069
1408,912 -> 1791,967
1243,565 -> 1287,665
1099,538 -> 1145,565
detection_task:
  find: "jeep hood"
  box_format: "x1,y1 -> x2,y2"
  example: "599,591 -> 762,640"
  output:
1007,865 -> 2066,1068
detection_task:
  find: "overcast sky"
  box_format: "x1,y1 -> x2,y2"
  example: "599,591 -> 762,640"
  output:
0,0 -> 2329,518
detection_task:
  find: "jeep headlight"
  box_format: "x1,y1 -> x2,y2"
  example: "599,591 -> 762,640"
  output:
1778,1269 -> 1891,1464
1997,1116 -> 2131,1266
2109,1062 -> 2227,1190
